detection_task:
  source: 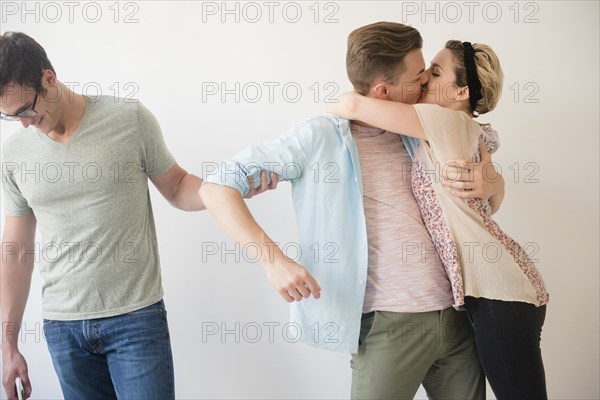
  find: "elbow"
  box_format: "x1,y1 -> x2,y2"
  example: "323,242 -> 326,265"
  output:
200,182 -> 242,210
162,171 -> 188,210
166,187 -> 184,210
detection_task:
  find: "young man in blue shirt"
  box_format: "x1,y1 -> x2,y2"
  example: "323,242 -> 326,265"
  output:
201,22 -> 504,398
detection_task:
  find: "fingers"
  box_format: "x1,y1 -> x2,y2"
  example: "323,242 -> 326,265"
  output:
296,282 -> 311,299
442,160 -> 475,182
303,275 -> 322,300
2,352 -> 31,400
444,159 -> 471,170
276,268 -> 321,302
446,188 -> 481,199
20,374 -> 31,399
2,368 -> 15,400
443,178 -> 483,198
279,289 -> 295,303
245,175 -> 255,198
3,374 -> 29,400
288,274 -> 316,301
443,168 -> 473,182
442,178 -> 476,191
268,172 -> 279,189
244,173 -> 266,199
258,171 -> 269,193
2,380 -> 15,400
280,288 -> 304,302
245,171 -> 279,198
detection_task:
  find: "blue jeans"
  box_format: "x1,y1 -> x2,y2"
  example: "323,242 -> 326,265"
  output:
43,300 -> 175,400
464,297 -> 547,400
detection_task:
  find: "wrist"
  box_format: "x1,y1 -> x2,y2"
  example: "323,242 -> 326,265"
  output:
2,320 -> 22,352
260,243 -> 285,269
2,340 -> 19,354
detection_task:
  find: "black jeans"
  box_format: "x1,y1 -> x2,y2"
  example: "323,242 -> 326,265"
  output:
464,297 -> 547,400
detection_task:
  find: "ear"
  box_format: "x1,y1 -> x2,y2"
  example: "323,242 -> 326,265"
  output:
456,85 -> 470,102
40,69 -> 57,88
372,83 -> 390,100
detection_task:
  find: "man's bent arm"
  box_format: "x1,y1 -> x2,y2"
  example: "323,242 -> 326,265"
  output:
199,121 -> 321,300
150,163 -> 279,212
151,162 -> 205,211
200,183 -> 320,302
1,213 -> 36,399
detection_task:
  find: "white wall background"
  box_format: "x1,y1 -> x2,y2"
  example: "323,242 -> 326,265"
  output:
1,1 -> 598,399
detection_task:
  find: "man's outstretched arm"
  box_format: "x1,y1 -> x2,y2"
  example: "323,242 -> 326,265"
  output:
138,102 -> 278,212
150,163 -> 278,211
200,183 -> 320,302
1,213 -> 36,400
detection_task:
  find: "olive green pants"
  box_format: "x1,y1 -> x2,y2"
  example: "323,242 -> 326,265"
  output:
350,308 -> 485,399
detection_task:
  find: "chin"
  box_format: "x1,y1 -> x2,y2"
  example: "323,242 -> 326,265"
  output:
33,117 -> 46,131
34,125 -> 50,134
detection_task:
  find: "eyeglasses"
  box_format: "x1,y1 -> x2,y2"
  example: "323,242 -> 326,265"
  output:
0,92 -> 39,121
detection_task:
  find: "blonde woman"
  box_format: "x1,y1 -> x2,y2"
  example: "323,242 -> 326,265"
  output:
328,41 -> 548,399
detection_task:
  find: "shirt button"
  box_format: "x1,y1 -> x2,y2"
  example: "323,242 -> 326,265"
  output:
358,280 -> 364,285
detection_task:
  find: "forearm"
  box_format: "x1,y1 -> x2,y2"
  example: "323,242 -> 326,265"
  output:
328,92 -> 425,139
170,173 -> 206,211
199,183 -> 284,267
1,257 -> 34,352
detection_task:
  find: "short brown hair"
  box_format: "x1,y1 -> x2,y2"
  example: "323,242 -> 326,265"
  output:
346,22 -> 422,95
445,40 -> 504,115
0,32 -> 55,96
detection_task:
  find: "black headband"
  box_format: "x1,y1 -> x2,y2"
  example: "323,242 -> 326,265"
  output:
462,42 -> 483,114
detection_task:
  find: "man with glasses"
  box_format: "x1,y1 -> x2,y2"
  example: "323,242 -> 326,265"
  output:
0,32 -> 276,400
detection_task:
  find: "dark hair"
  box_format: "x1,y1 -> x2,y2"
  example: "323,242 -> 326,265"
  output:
0,32 -> 55,96
346,22 -> 423,95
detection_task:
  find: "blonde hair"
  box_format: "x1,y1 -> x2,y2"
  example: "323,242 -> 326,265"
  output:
445,40 -> 504,115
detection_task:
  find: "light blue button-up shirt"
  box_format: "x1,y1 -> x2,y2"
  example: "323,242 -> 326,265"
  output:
204,115 -> 418,353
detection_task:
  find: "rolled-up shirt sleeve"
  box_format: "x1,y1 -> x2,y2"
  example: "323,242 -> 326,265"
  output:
204,121 -> 315,196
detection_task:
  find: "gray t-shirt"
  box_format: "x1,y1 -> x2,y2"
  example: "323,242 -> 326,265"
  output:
1,95 -> 175,320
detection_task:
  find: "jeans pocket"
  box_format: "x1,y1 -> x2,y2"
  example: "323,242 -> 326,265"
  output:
42,320 -> 64,344
119,302 -> 171,344
126,300 -> 166,318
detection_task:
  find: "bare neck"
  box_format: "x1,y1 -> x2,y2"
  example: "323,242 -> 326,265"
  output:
47,83 -> 87,142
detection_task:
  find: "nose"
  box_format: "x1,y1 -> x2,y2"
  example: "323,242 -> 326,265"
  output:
18,116 -> 31,128
419,70 -> 430,87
